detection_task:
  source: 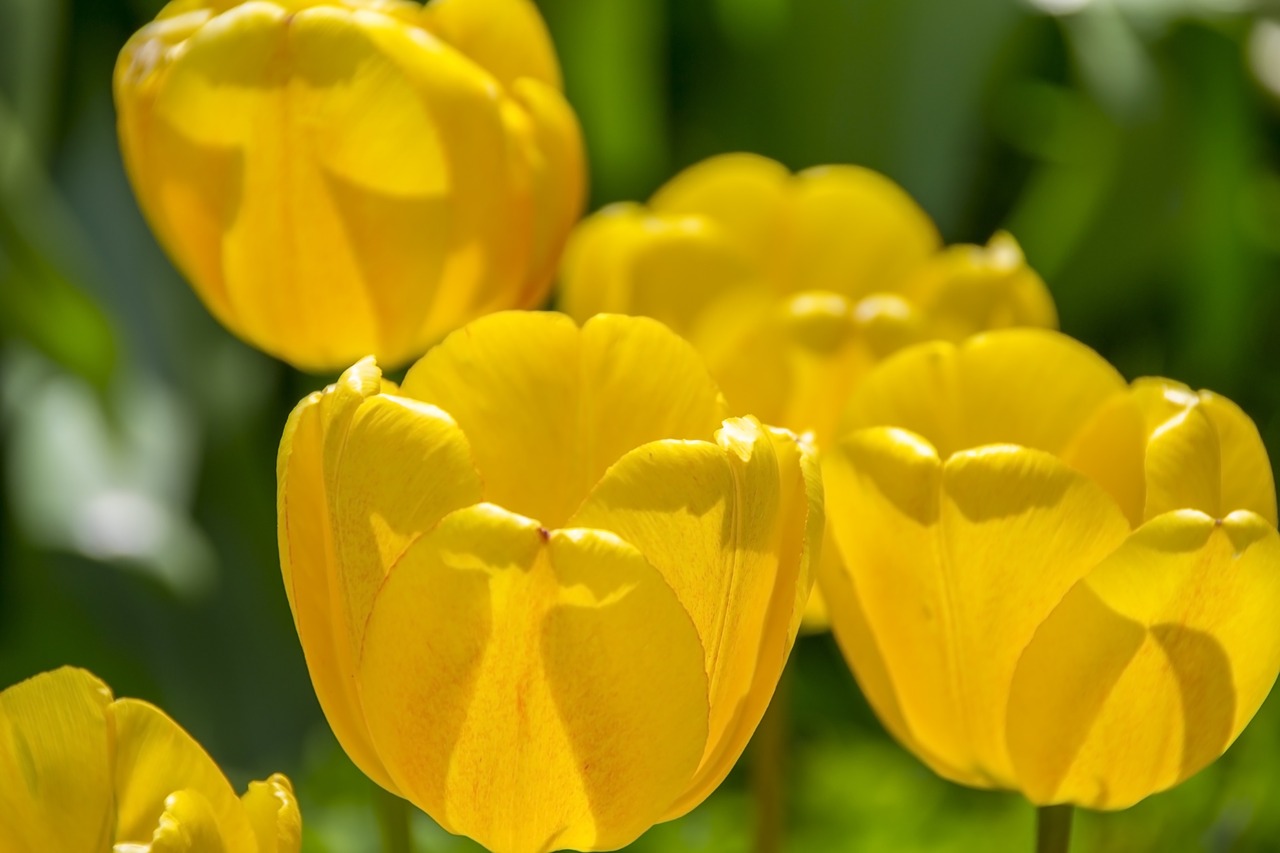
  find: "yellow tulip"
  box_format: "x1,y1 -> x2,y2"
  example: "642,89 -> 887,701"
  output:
820,328 -> 1280,809
559,152 -> 1056,629
276,311 -> 823,853
0,667 -> 301,852
115,0 -> 585,372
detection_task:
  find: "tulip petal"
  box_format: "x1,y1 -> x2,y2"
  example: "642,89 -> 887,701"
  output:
1007,510 -> 1280,809
119,3 -> 534,369
328,392 -> 484,659
1060,391 -> 1148,528
279,359 -> 482,793
141,789 -> 227,853
1132,379 -> 1277,525
571,419 -> 822,816
359,504 -> 709,853
420,0 -> 561,90
278,362 -> 398,791
558,205 -> 762,342
0,668 -> 114,852
110,699 -> 255,850
842,330 -> 1127,459
401,312 -> 727,528
823,429 -> 1131,786
508,78 -> 586,307
787,165 -> 940,298
1141,395 -> 1222,521
905,232 -> 1058,340
650,157 -> 940,298
649,152 -> 792,272
1200,391 -> 1277,525
241,774 -> 302,853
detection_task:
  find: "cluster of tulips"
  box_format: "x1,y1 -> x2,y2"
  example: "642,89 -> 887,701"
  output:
4,0 -> 1278,851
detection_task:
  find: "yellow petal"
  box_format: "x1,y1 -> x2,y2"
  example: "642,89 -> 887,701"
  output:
649,152 -> 792,272
822,429 -> 1131,786
1140,391 -> 1222,521
558,204 -> 761,342
327,392 -> 483,660
508,78 -> 586,307
842,329 -> 1127,459
138,789 -> 227,853
401,312 -> 727,528
0,667 -> 114,852
1007,510 -> 1280,808
278,359 -> 482,793
1060,391 -> 1148,528
1132,379 -> 1277,524
650,156 -> 940,298
278,362 -> 397,791
570,419 -> 822,817
358,504 -> 710,853
419,0 -> 562,90
110,699 -> 255,850
905,231 -> 1058,341
1199,390 -> 1278,525
116,3 -> 541,370
786,165 -> 940,298
241,774 -> 302,853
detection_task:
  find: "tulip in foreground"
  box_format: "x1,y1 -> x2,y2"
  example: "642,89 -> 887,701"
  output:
0,667 -> 300,852
559,153 -> 1056,630
276,311 -> 824,852
116,0 -> 584,371
820,328 -> 1280,811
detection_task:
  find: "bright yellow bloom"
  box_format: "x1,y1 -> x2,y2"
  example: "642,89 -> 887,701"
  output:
115,0 -> 585,372
820,328 -> 1280,809
0,667 -> 301,852
277,311 -> 823,853
559,152 -> 1056,628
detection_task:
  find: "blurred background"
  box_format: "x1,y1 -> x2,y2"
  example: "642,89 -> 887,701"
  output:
3,0 -> 1280,850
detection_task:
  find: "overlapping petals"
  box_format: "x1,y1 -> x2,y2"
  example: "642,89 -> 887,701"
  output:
821,328 -> 1280,808
0,667 -> 300,852
116,0 -> 584,371
559,153 -> 1056,448
558,154 -> 1056,631
277,311 -> 824,852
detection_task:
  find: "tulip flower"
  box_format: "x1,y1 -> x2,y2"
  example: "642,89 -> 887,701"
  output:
276,311 -> 823,853
558,152 -> 1056,628
820,328 -> 1280,813
115,0 -> 585,372
0,666 -> 301,852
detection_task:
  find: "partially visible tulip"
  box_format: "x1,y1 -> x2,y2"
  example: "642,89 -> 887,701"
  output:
820,328 -> 1280,809
0,667 -> 301,852
116,0 -> 585,371
559,152 -> 1055,628
277,311 -> 823,853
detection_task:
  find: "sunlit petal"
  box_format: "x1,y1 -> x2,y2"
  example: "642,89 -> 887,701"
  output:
358,504 -> 709,853
1008,510 -> 1280,808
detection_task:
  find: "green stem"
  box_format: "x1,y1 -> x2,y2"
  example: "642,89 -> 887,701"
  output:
373,784 -> 414,853
1035,804 -> 1074,853
752,665 -> 791,853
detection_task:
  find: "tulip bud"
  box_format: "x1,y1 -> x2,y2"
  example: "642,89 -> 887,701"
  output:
276,311 -> 824,852
559,153 -> 1057,630
116,0 -> 585,371
0,667 -> 301,851
820,328 -> 1280,809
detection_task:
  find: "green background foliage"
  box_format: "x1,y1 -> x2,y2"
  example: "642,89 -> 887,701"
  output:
3,0 -> 1280,850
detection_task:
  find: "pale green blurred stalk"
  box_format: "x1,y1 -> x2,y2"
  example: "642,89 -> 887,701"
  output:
373,784 -> 414,853
1036,804 -> 1073,853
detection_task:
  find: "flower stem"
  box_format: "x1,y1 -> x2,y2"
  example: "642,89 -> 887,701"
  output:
373,784 -> 414,853
752,665 -> 791,853
1036,804 -> 1073,853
